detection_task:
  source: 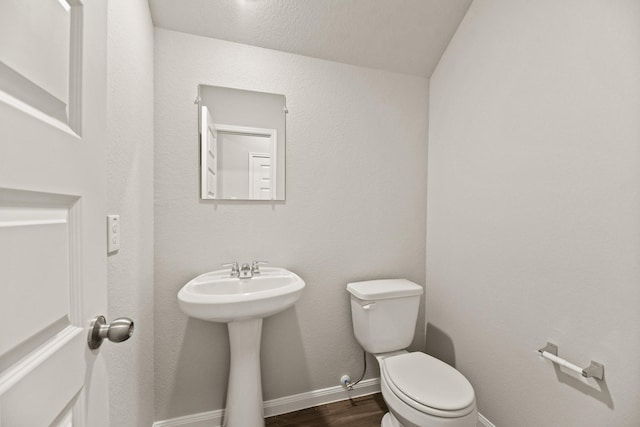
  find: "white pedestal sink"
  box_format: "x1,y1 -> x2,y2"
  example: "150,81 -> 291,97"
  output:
178,267 -> 305,427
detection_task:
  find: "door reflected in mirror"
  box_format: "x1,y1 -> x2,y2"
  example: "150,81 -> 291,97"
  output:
199,85 -> 286,200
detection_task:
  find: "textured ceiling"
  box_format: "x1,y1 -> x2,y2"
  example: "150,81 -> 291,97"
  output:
147,0 -> 473,77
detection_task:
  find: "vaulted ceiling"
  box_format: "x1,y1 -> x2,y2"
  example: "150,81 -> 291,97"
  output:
147,0 -> 473,77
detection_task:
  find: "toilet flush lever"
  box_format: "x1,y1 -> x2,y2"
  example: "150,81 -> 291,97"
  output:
362,303 -> 376,310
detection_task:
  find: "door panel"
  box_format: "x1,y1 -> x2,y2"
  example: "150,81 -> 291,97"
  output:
249,153 -> 272,200
0,192 -> 76,360
0,0 -> 81,128
0,0 -> 70,102
0,0 -> 109,425
1,329 -> 85,426
201,106 -> 218,199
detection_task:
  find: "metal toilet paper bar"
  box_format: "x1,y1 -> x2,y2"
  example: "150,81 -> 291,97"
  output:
538,342 -> 604,380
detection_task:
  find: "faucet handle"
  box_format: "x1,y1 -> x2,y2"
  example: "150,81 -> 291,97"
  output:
222,262 -> 239,277
251,261 -> 268,275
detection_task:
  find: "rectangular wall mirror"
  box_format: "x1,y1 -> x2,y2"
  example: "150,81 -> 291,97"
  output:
199,85 -> 286,200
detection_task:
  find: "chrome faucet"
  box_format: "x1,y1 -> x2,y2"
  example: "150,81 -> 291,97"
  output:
222,262 -> 240,278
251,261 -> 268,276
223,261 -> 268,278
239,263 -> 252,278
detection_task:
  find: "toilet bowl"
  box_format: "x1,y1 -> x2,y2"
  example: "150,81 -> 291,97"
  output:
378,352 -> 477,427
347,279 -> 477,427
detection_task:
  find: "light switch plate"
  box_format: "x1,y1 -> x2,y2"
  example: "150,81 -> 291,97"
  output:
107,215 -> 120,253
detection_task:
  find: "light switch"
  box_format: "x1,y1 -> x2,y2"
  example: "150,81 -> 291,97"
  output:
107,215 -> 120,253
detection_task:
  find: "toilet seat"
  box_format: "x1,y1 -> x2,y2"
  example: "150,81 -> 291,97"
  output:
381,352 -> 476,418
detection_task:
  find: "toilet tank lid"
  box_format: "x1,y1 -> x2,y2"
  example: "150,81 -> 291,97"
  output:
347,279 -> 423,300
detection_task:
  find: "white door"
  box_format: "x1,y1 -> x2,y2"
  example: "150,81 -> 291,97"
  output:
249,153 -> 272,200
0,0 -> 111,426
201,106 -> 218,199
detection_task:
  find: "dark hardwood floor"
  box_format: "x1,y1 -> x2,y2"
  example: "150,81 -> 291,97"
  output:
265,393 -> 388,427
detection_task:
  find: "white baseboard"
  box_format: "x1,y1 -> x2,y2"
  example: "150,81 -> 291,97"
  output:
152,378 -> 381,427
263,377 -> 381,417
153,379 -> 497,427
478,412 -> 496,427
152,409 -> 224,427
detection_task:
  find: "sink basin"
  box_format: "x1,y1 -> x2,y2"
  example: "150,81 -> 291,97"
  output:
178,266 -> 305,427
178,267 -> 305,322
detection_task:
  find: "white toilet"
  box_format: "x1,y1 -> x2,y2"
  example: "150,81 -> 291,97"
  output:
347,279 -> 477,427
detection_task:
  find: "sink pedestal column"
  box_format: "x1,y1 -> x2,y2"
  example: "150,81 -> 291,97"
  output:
224,318 -> 264,427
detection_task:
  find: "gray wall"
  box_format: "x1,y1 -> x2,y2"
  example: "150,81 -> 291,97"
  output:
105,0 -> 154,426
427,0 -> 640,426
154,29 -> 428,421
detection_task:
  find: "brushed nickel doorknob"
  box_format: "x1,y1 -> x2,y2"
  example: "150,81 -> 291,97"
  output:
88,315 -> 134,349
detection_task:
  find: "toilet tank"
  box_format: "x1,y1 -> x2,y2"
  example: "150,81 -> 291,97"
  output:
347,279 -> 423,354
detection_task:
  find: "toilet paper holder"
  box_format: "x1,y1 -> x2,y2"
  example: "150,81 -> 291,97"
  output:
538,342 -> 604,380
